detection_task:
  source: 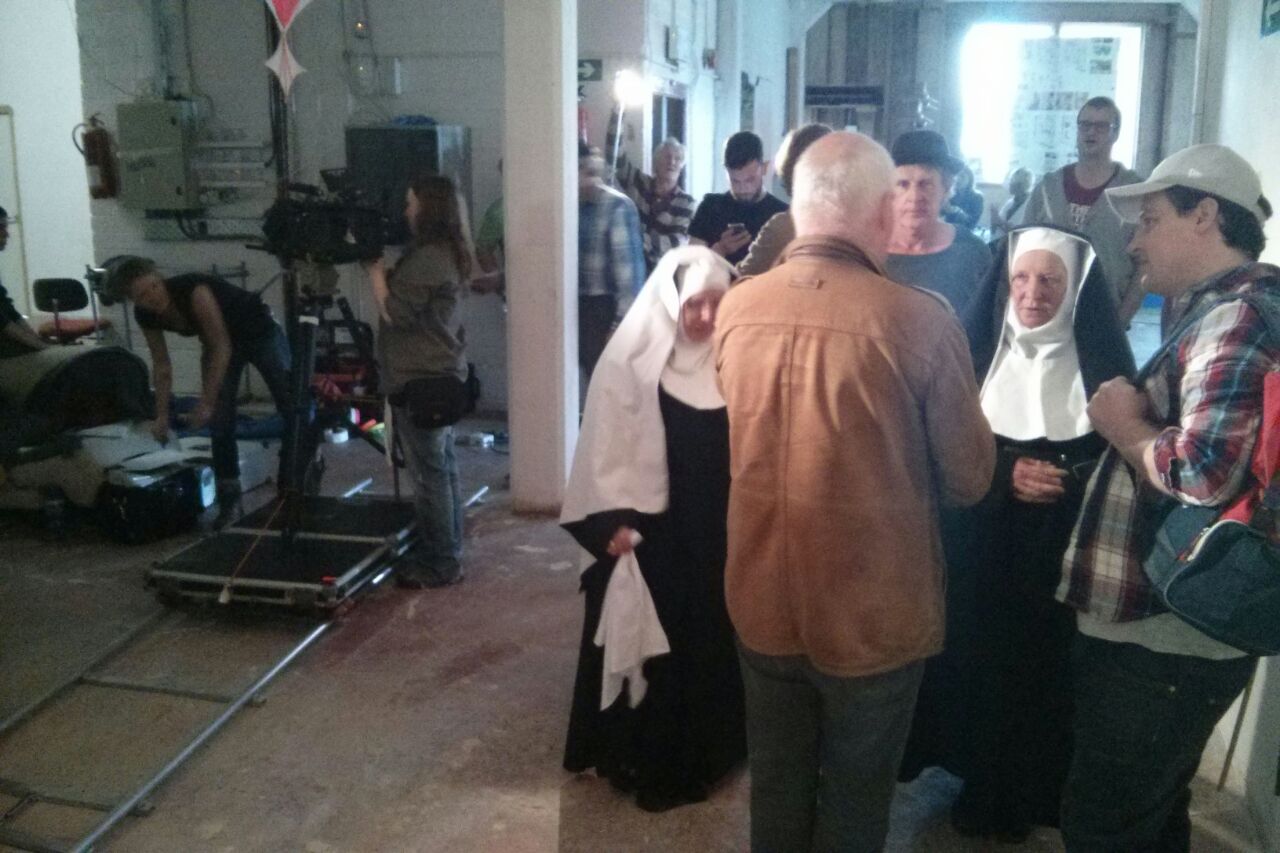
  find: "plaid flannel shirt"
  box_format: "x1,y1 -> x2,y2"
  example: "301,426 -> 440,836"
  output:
616,156 -> 695,272
1058,263 -> 1280,621
579,184 -> 646,322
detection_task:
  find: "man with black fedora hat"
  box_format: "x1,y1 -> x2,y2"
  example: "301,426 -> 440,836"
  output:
885,130 -> 991,319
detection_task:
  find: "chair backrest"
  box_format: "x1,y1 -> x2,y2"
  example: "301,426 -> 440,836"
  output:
33,278 -> 89,313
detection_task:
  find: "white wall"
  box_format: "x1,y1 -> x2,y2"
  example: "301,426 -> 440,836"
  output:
577,0 -> 651,162
739,0 -> 791,177
1202,8 -> 1280,849
74,0 -> 509,408
70,0 -> 799,406
0,0 -> 95,315
579,0 -> 795,200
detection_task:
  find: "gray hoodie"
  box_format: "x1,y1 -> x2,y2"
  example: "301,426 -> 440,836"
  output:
1016,164 -> 1143,309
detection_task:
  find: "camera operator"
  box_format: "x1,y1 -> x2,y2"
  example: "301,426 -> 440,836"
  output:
361,174 -> 471,589
103,257 -> 296,527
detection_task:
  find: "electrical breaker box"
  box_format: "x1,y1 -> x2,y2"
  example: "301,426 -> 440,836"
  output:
117,100 -> 200,211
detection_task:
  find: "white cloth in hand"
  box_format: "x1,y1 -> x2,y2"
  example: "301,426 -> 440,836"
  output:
592,533 -> 670,710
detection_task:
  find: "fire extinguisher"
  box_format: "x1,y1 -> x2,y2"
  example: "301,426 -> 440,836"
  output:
578,102 -> 590,145
73,115 -> 119,199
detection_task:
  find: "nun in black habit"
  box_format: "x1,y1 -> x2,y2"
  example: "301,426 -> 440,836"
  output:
902,226 -> 1135,840
560,246 -> 746,813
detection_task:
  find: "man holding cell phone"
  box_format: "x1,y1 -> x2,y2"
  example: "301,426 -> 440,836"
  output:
689,131 -> 788,266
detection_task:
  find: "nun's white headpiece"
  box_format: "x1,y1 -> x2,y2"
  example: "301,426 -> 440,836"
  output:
980,227 -> 1096,441
561,246 -> 735,527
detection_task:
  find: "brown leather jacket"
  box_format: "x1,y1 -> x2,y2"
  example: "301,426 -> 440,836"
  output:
714,235 -> 995,677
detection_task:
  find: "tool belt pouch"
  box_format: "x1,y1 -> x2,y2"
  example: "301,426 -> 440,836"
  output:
390,375 -> 468,429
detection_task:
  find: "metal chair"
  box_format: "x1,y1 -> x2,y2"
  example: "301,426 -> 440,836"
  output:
33,277 -> 109,343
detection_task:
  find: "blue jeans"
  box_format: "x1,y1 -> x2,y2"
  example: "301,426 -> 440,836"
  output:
1061,633 -> 1256,853
394,408 -> 463,583
210,322 -> 294,485
737,645 -> 924,853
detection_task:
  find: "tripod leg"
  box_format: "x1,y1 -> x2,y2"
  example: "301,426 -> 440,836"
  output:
281,315 -> 319,544
335,296 -> 375,366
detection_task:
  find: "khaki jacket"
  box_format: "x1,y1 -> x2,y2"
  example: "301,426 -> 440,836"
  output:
714,236 -> 995,677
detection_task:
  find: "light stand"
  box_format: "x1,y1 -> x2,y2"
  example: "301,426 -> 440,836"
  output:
608,69 -> 654,186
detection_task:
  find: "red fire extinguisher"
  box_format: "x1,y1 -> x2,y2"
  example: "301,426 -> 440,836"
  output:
73,115 -> 119,199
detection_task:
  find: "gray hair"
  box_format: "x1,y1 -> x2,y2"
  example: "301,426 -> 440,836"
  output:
792,132 -> 895,239
654,137 -> 685,161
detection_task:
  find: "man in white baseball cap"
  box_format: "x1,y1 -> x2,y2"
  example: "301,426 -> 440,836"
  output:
1055,143 -> 1276,851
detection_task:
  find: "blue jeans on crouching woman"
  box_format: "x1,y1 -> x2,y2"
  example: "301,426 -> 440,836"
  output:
394,407 -> 463,585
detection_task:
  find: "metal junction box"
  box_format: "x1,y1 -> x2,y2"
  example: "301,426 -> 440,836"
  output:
117,99 -> 200,211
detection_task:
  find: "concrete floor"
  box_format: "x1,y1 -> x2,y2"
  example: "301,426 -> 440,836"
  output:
0,420 -> 1264,852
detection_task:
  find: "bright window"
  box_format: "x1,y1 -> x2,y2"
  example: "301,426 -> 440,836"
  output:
960,21 -> 1143,185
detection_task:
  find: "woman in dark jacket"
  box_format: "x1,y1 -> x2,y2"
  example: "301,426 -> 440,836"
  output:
363,174 -> 471,588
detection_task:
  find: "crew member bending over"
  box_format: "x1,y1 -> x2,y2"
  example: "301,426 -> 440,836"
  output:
104,257 -> 297,527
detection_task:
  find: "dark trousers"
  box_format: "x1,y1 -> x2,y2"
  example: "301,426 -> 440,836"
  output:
1061,633 -> 1256,853
210,322 -> 294,486
578,294 -> 616,379
738,645 -> 923,853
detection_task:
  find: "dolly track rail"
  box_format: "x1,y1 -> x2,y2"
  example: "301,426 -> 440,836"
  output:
0,615 -> 336,853
69,622 -> 331,853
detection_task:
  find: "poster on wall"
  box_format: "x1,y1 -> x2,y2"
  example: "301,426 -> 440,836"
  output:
1265,0 -> 1280,37
1011,38 -> 1118,177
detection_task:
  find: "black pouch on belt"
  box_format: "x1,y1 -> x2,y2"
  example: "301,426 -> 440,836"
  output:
390,375 -> 468,429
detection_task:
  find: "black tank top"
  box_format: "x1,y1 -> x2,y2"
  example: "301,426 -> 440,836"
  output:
134,274 -> 273,346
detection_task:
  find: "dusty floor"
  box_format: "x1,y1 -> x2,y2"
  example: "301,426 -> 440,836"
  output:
0,413 -> 1264,852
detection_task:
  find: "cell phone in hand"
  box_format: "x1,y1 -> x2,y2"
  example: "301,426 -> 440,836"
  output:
727,222 -> 747,234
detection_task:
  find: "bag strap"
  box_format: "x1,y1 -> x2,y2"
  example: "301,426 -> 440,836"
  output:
1135,264 -> 1280,383
1225,289 -> 1280,529
1238,292 -> 1280,521
1135,267 -> 1280,530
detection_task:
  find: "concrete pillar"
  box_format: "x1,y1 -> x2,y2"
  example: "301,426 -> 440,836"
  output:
503,0 -> 578,512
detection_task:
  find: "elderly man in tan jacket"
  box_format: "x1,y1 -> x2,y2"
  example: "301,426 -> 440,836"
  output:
715,131 -> 995,852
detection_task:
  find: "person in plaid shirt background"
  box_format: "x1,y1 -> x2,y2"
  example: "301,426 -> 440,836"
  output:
613,138 -> 696,274
1055,144 -> 1277,852
578,142 -> 646,380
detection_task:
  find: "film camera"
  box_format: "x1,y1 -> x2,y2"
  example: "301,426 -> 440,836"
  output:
260,169 -> 393,266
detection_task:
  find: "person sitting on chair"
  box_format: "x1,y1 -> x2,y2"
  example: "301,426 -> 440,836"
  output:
103,257 -> 298,527
0,205 -> 52,359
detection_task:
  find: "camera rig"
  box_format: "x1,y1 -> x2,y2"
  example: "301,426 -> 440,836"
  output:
258,172 -> 392,267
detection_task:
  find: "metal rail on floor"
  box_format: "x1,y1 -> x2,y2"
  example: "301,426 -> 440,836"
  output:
3,477 -> 489,851
0,607 -> 355,853
69,622 -> 332,853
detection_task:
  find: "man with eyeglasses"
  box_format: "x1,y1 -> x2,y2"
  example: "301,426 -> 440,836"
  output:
1018,96 -> 1145,322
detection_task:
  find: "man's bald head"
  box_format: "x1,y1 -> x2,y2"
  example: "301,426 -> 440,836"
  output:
792,132 -> 896,258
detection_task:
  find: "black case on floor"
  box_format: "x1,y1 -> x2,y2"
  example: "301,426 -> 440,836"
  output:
99,467 -> 202,543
